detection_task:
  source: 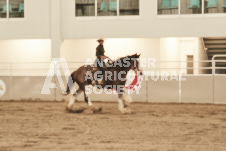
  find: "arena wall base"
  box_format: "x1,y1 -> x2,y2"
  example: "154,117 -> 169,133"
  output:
0,75 -> 226,104
181,76 -> 213,103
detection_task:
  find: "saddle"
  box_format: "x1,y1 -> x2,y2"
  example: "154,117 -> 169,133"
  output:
85,59 -> 113,86
86,58 -> 113,73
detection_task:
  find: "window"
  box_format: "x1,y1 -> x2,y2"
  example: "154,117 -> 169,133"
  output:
9,0 -> 24,18
0,0 -> 24,19
75,0 -> 140,17
119,0 -> 139,16
158,0 -> 179,15
204,0 -> 226,14
98,0 -> 117,16
158,0 -> 226,15
181,0 -> 202,14
0,0 -> 7,18
75,0 -> 95,16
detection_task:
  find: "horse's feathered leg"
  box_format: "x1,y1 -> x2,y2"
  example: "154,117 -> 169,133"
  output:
84,88 -> 102,113
84,91 -> 93,107
118,93 -> 132,114
66,88 -> 82,111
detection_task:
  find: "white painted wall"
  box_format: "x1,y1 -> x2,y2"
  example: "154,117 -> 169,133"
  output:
0,40 -> 51,62
0,40 -> 51,76
0,1 -> 225,40
158,37 -> 209,74
60,38 -> 160,62
0,38 -> 209,76
61,0 -> 226,39
1,75 -> 226,104
0,0 -> 50,39
61,38 -> 210,75
159,38 -> 180,73
179,38 -> 195,74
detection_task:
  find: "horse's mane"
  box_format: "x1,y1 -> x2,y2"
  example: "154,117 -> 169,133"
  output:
112,53 -> 140,63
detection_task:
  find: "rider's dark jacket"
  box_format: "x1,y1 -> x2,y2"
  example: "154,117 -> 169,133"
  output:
96,44 -> 105,58
95,44 -> 105,78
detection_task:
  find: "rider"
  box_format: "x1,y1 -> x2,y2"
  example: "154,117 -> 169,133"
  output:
95,38 -> 111,85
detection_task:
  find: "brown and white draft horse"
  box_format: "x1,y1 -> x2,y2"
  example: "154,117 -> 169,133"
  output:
64,53 -> 142,114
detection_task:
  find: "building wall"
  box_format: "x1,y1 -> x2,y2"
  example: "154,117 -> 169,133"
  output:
0,38 -> 209,76
0,40 -> 51,62
0,0 -> 50,39
0,40 -> 51,76
0,0 -> 225,39
60,38 -> 160,62
61,0 -> 226,39
159,38 -> 180,73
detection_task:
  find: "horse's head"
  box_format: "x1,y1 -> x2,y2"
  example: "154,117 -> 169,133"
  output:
128,53 -> 143,75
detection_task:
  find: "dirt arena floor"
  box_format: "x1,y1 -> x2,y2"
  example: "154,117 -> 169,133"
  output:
0,101 -> 226,151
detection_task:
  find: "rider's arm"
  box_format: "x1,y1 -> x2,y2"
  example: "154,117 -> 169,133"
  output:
100,55 -> 108,59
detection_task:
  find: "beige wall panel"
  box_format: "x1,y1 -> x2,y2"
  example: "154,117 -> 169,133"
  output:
214,75 -> 226,104
148,77 -> 179,103
181,76 -> 213,103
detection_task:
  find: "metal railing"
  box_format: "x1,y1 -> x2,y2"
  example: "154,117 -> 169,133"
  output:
0,59 -> 226,75
212,55 -> 226,74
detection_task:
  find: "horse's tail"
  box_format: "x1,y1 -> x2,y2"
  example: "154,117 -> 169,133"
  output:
63,72 -> 75,95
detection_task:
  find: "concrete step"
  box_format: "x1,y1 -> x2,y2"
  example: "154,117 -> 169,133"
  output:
215,63 -> 226,66
208,57 -> 226,60
207,49 -> 226,53
206,45 -> 226,49
208,61 -> 226,67
208,53 -> 226,57
204,37 -> 226,40
204,40 -> 226,44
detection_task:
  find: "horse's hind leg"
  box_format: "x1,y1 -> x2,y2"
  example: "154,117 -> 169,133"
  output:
66,88 -> 82,112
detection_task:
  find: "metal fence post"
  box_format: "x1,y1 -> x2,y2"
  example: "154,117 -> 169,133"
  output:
10,62 -> 12,100
146,80 -> 148,103
211,55 -> 226,104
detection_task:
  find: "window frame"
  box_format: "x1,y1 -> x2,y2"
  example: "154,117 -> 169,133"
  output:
74,0 -> 140,20
157,0 -> 226,18
0,0 -> 25,21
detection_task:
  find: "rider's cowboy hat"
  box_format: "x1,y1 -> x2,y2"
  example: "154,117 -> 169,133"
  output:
97,38 -> 104,42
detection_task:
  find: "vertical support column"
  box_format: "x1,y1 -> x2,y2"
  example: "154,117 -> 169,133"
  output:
50,0 -> 61,59
50,0 -> 61,101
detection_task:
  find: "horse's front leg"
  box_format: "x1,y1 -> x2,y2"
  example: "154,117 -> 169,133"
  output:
66,88 -> 85,113
84,91 -> 102,114
118,93 -> 132,114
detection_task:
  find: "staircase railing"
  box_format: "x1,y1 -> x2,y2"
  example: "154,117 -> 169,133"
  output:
212,55 -> 226,74
201,38 -> 209,61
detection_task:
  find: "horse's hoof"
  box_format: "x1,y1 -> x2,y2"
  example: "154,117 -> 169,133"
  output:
120,108 -> 131,114
92,106 -> 102,114
67,107 -> 85,113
